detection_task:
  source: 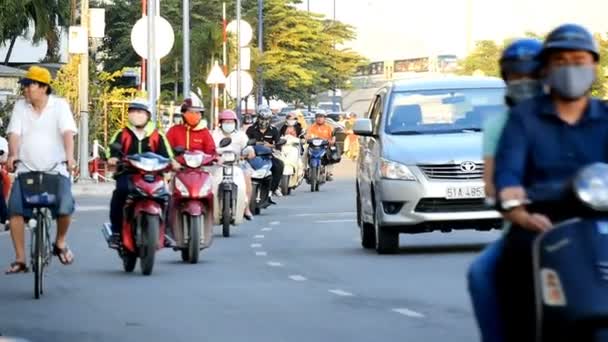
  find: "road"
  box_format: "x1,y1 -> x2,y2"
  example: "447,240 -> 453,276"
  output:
0,160 -> 500,342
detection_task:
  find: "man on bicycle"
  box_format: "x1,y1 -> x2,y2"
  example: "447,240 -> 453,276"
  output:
5,66 -> 77,274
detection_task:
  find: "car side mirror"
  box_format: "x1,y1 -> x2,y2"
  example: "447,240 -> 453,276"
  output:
353,118 -> 374,136
219,137 -> 232,148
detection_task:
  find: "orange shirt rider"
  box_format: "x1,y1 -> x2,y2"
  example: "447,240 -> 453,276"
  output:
307,122 -> 335,144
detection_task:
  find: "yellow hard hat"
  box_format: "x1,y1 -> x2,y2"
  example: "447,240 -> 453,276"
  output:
19,66 -> 52,86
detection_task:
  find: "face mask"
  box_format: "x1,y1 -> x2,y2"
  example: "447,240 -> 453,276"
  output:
505,79 -> 543,105
546,65 -> 596,101
259,119 -> 270,129
222,123 -> 236,133
183,112 -> 201,127
287,119 -> 296,126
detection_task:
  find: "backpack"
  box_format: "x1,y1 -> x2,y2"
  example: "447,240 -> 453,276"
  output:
120,127 -> 161,154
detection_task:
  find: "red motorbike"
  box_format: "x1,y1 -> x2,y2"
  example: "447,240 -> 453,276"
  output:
102,144 -> 171,276
169,147 -> 218,264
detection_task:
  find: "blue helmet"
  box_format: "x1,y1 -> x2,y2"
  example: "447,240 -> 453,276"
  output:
540,24 -> 599,62
499,38 -> 543,80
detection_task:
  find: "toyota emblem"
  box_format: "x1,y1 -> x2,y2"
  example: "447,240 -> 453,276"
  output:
460,161 -> 477,172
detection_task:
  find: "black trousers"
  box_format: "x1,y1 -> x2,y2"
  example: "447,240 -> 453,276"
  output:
270,158 -> 284,192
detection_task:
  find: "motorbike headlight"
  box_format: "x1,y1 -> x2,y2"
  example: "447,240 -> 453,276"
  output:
380,159 -> 416,181
184,153 -> 204,168
573,163 -> 608,211
199,180 -> 212,196
224,165 -> 233,176
130,156 -> 168,172
174,177 -> 189,196
222,152 -> 237,163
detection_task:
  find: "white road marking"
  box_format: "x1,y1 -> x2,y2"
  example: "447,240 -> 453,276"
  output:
254,235 -> 265,239
266,261 -> 283,267
295,212 -> 356,217
255,251 -> 268,256
315,219 -> 357,223
269,221 -> 280,225
392,308 -> 425,318
288,275 -> 307,281
250,243 -> 262,248
261,227 -> 272,231
328,289 -> 354,297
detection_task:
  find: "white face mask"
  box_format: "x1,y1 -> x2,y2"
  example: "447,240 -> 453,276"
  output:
222,123 -> 236,133
287,119 -> 296,126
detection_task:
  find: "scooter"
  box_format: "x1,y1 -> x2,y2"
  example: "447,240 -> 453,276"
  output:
211,138 -> 247,237
169,147 -> 217,264
306,138 -> 329,192
501,163 -> 608,342
248,141 -> 274,215
102,144 -> 171,276
278,134 -> 305,196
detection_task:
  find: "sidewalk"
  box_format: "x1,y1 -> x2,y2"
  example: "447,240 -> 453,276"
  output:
72,180 -> 115,196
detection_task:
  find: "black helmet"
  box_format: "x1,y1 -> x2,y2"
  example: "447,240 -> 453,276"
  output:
499,38 -> 543,80
540,24 -> 599,62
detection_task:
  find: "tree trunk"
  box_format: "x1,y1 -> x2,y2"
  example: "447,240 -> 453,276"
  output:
3,37 -> 17,65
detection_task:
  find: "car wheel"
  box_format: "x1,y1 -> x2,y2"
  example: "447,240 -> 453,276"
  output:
374,205 -> 398,254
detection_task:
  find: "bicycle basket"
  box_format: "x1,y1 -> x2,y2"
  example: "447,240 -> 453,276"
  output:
19,172 -> 60,207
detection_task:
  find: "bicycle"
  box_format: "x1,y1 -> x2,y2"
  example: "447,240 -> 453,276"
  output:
16,160 -> 66,299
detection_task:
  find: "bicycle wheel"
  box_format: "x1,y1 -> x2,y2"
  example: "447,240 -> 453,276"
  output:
33,211 -> 44,299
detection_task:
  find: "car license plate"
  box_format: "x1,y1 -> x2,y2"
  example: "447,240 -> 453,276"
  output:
446,186 -> 485,199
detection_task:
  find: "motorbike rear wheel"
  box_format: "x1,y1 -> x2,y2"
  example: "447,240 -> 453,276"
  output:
139,214 -> 159,275
123,251 -> 137,272
250,183 -> 259,215
222,191 -> 231,237
186,214 -> 201,264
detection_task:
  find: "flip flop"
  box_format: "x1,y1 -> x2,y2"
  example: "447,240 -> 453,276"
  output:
5,261 -> 28,274
52,243 -> 74,265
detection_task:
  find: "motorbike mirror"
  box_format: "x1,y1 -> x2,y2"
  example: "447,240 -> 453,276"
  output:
219,137 -> 232,148
109,142 -> 123,155
277,138 -> 287,146
173,146 -> 185,156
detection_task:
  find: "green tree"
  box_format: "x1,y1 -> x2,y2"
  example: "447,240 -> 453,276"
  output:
457,40 -> 502,77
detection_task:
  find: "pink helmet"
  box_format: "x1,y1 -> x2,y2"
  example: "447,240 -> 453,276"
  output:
219,109 -> 238,122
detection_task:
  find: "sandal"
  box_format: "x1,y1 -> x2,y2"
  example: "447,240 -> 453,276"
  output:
52,243 -> 74,265
5,261 -> 28,274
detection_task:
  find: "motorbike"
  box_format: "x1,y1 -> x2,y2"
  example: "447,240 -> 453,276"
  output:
102,144 -> 171,276
211,138 -> 248,237
169,146 -> 218,264
277,134 -> 305,196
247,140 -> 275,215
306,138 -> 329,192
500,162 -> 608,342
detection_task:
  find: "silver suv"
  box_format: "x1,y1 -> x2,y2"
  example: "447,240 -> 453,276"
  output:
354,76 -> 506,254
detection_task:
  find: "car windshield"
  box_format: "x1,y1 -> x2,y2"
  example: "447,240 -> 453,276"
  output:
386,88 -> 506,135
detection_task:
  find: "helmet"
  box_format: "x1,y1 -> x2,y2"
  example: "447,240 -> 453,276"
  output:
499,38 -> 543,79
315,111 -> 326,118
257,104 -> 272,117
181,98 -> 205,114
128,99 -> 151,115
540,24 -> 599,62
219,109 -> 238,122
243,114 -> 254,125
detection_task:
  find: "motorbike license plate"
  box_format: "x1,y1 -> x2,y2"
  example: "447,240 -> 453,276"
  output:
446,186 -> 485,199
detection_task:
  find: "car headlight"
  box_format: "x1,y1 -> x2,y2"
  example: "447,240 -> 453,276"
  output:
380,159 -> 416,181
574,163 -> 608,211
175,177 -> 189,196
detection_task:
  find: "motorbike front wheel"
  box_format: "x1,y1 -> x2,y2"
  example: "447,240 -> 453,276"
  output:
186,214 -> 201,264
222,191 -> 231,237
139,214 -> 160,276
280,175 -> 290,196
250,183 -> 259,215
122,251 -> 137,272
310,167 -> 319,192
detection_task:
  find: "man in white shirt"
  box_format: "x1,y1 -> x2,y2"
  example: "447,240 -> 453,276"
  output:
5,66 -> 77,274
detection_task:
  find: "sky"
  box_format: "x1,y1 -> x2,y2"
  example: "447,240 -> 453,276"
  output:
297,0 -> 608,61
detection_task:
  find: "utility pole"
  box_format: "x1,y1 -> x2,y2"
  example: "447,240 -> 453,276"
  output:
147,0 -> 158,121
332,0 -> 337,113
236,0 -> 242,116
78,0 -> 91,181
183,0 -> 191,98
307,0 -> 311,112
257,0 -> 263,106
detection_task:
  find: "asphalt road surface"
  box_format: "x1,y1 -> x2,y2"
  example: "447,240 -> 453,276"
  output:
0,160 -> 500,342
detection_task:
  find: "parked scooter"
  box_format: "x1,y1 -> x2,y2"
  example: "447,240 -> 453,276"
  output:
278,134 -> 305,196
306,138 -> 329,192
102,144 -> 171,275
169,145 -> 218,264
501,163 -> 608,342
211,138 -> 248,237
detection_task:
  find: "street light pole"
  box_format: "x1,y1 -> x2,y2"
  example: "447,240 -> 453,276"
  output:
332,0 -> 337,113
78,0 -> 91,180
236,0 -> 242,116
147,0 -> 158,121
257,0 -> 263,106
183,0 -> 191,98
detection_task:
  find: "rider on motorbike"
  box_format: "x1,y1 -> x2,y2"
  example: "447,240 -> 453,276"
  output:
467,37 -> 544,342
166,99 -> 216,165
212,109 -> 255,220
306,112 -> 337,180
107,100 -> 174,246
246,105 -> 285,199
494,24 -> 608,342
280,113 -> 303,138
